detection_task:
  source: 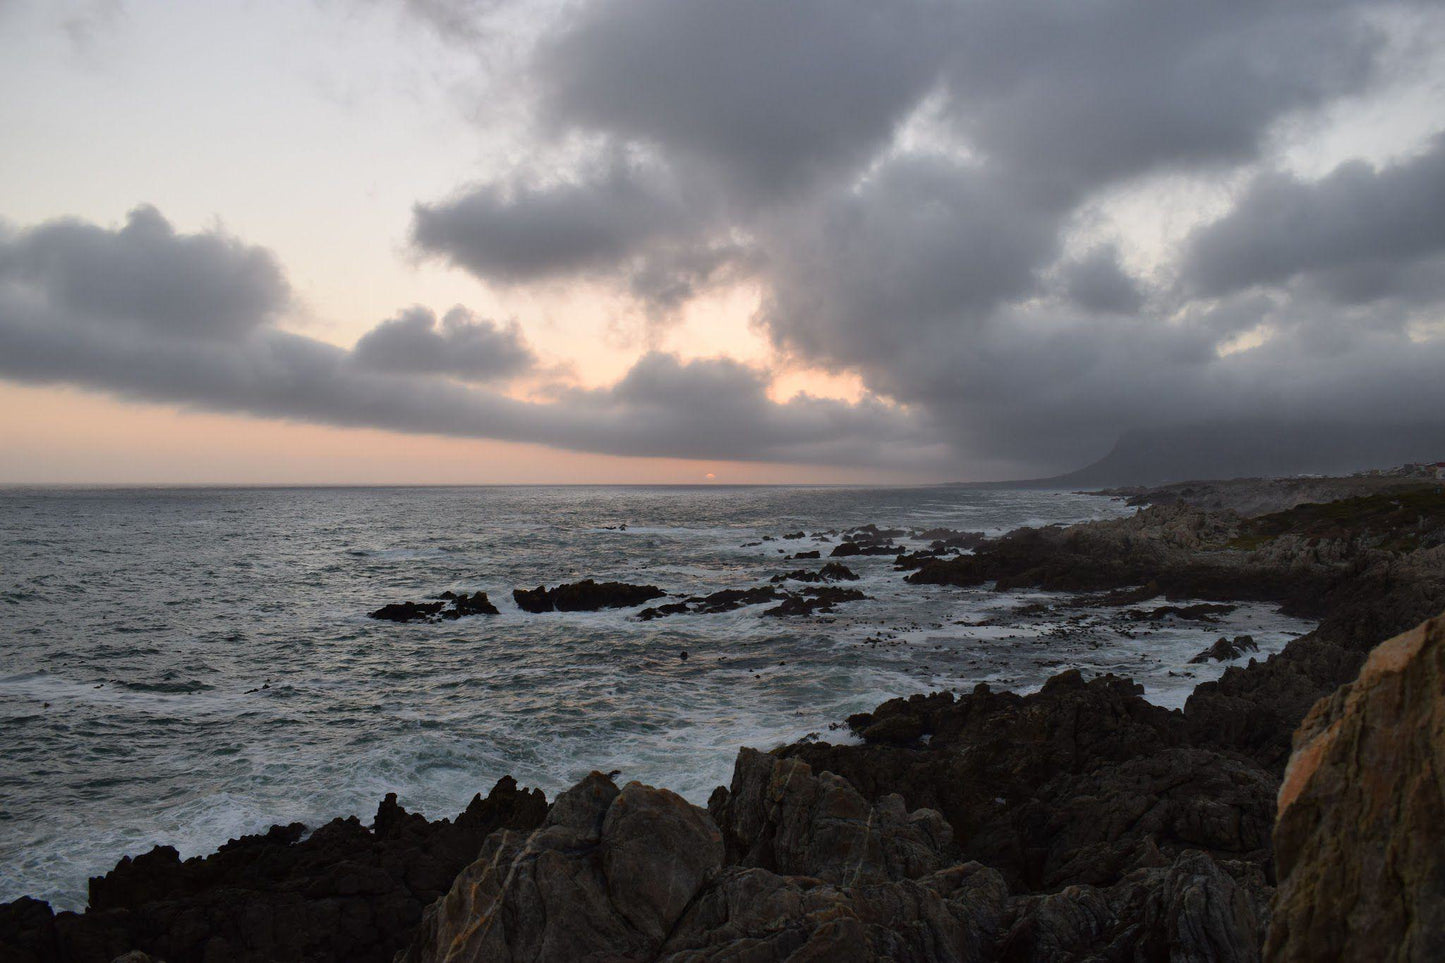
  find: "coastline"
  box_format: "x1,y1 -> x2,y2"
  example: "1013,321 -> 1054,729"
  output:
4,476 -> 1443,961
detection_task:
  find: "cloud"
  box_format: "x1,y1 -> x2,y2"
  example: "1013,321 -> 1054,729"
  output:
11,0 -> 1445,479
537,0 -> 947,196
0,205 -> 287,339
1184,133 -> 1445,301
936,0 -> 1383,198
1060,244 -> 1145,315
351,305 -> 536,382
757,155 -> 1062,376
411,153 -> 694,283
0,208 -> 934,468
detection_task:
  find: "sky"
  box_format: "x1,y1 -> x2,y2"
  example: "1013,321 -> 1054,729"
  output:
1,0 -> 1443,484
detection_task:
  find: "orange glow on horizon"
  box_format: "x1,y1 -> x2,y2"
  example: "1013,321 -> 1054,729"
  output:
0,383 -> 932,486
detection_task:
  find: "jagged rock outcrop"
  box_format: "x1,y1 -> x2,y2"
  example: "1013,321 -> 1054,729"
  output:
402,761 -> 1013,962
402,722 -> 1279,962
0,778 -> 547,963
785,672 -> 1280,894
401,774 -> 724,962
999,849 -> 1268,962
1265,612 -> 1445,962
708,749 -> 955,884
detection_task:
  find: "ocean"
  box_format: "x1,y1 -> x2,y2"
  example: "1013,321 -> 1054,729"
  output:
0,485 -> 1312,908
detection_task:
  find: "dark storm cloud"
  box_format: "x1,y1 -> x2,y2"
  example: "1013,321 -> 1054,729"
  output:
756,156 -> 1061,374
351,305 -> 536,382
0,208 -> 933,467
411,154 -> 693,282
538,0 -> 948,196
935,0 -> 1382,198
1184,134 -> 1445,301
395,0 -> 1445,476
11,0 -> 1443,477
1060,245 -> 1145,316
0,205 -> 287,338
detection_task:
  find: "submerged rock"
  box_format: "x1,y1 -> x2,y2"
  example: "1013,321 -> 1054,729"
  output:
1266,611 -> 1445,962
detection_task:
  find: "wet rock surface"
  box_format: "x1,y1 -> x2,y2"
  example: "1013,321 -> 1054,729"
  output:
512,579 -> 665,612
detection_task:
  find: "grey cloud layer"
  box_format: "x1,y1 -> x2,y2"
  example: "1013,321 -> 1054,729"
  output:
403,0 -> 1445,475
0,208 -> 933,466
352,305 -> 536,382
0,205 -> 288,338
1184,133 -> 1445,302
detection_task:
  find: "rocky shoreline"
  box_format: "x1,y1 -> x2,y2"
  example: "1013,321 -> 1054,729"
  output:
4,478 -> 1442,961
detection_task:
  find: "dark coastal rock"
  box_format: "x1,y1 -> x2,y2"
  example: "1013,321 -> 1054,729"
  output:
770,562 -> 859,584
847,523 -> 907,540
639,586 -> 787,619
893,549 -> 946,570
438,590 -> 500,617
512,579 -> 665,612
762,586 -> 866,616
368,591 -> 499,622
830,540 -> 898,557
913,528 -> 989,551
786,549 -> 821,559
400,774 -> 724,962
637,582 -> 864,619
1185,549 -> 1445,769
397,668 -> 1294,962
709,749 -> 954,884
368,600 -> 445,622
0,777 -> 547,963
906,554 -> 990,586
903,495 -> 1445,773
786,673 -> 1252,891
404,763 -> 1012,963
1265,611 -> 1445,962
637,600 -> 695,620
1067,581 -> 1162,607
1190,635 -> 1259,663
1132,602 -> 1237,622
999,849 -> 1267,962
693,586 -> 786,612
